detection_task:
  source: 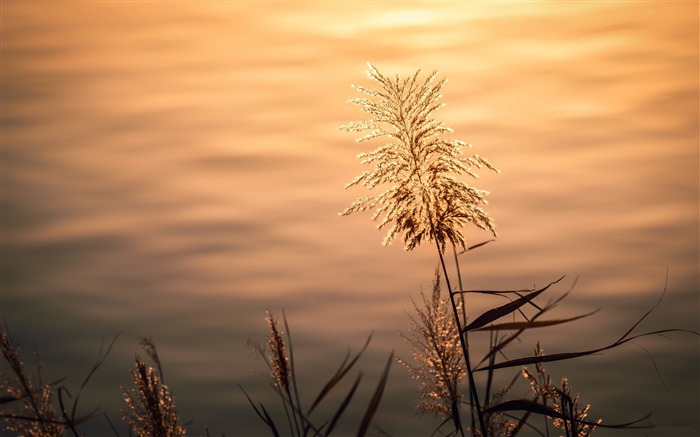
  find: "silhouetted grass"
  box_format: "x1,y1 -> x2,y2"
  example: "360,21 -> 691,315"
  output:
2,61 -> 698,437
1,326 -> 117,436
241,310 -> 394,437
2,281 -> 698,437
122,342 -> 186,437
340,63 -> 700,437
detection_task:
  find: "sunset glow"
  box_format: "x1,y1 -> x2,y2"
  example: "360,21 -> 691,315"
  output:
2,2 -> 698,436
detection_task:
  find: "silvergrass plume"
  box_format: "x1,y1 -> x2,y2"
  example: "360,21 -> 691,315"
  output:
248,311 -> 299,436
340,62 -> 498,251
244,312 -> 392,437
339,62 -> 495,436
1,326 -> 117,435
398,269 -> 465,419
522,344 -> 601,437
1,327 -> 64,436
266,312 -> 291,394
122,356 -> 186,437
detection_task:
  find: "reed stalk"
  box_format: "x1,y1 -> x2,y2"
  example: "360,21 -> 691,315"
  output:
340,62 -> 700,436
341,62 -> 496,436
243,311 -> 393,436
436,242 -> 486,436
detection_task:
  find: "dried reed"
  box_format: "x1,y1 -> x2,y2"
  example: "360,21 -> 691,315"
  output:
398,269 -> 465,434
342,63 -> 700,437
1,327 -> 64,436
122,349 -> 186,437
242,310 -> 393,437
1,326 -> 117,436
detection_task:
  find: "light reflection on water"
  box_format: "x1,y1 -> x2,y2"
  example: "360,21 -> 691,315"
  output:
2,2 -> 698,436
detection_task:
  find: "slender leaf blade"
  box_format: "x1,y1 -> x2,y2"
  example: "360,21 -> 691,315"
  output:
485,399 -> 652,429
308,334 -> 372,414
357,352 -> 393,437
465,277 -> 564,332
473,309 -> 600,331
323,373 -> 363,437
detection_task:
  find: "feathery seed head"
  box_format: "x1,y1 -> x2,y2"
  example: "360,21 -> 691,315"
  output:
399,270 -> 465,417
265,312 -> 291,392
122,357 -> 186,437
340,63 -> 498,251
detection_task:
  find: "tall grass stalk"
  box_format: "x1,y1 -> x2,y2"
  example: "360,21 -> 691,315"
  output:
1,327 -> 64,436
1,326 -> 118,436
341,62 -> 496,436
122,340 -> 186,437
243,310 -> 394,436
398,269 -> 465,435
341,63 -> 700,436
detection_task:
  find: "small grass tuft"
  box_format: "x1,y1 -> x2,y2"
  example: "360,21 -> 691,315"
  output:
122,350 -> 186,437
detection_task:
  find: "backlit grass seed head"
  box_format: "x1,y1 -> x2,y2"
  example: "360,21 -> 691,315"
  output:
1,328 -> 64,436
122,357 -> 186,437
340,62 -> 498,251
266,312 -> 291,392
399,270 -> 466,417
522,346 -> 601,437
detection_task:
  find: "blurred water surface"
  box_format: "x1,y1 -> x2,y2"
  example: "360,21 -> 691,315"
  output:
2,2 -> 698,436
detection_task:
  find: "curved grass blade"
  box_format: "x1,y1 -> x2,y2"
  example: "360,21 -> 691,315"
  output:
430,415 -> 458,437
308,333 -> 372,415
357,351 -> 393,437
614,269 -> 668,345
473,309 -> 600,331
629,342 -> 670,393
239,384 -> 281,437
477,282 -> 699,372
322,373 -> 363,437
68,333 -> 120,431
258,402 -> 281,437
502,411 -> 542,437
269,383 -> 322,436
506,410 -> 533,437
465,277 -> 564,332
57,387 -> 99,436
477,328 -> 699,372
476,279 -> 579,367
102,412 -> 121,437
484,399 -> 653,429
282,310 -> 304,432
454,287 -> 539,295
457,239 -> 495,256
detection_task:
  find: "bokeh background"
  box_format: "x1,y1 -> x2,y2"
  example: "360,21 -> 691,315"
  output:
2,2 -> 698,436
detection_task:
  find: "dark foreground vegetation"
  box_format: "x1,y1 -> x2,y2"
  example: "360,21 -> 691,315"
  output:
2,64 -> 697,436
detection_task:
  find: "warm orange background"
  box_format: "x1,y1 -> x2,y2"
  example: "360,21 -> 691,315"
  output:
2,2 -> 698,435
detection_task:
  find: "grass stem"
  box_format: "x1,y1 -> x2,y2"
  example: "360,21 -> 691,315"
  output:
436,244 -> 487,437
